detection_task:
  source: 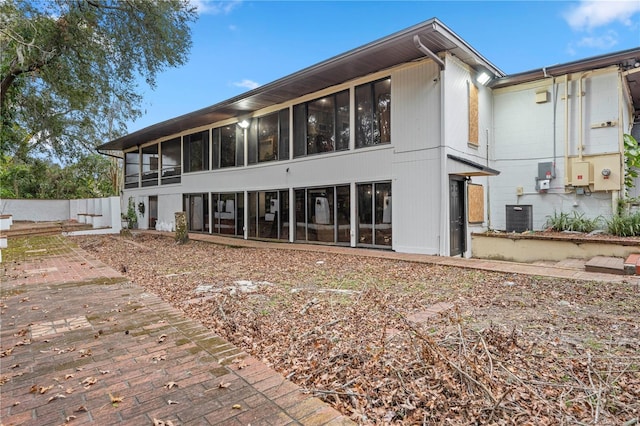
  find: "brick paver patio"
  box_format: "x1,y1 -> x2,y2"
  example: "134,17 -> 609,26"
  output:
0,236 -> 353,426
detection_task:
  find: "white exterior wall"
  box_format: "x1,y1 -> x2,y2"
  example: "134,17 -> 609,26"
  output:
440,55 -> 494,256
1,199 -> 70,221
392,60 -> 443,254
490,68 -> 624,230
121,58 -> 451,254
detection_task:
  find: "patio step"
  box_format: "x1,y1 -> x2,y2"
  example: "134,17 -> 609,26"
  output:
623,253 -> 640,275
1,221 -> 93,238
584,256 -> 628,275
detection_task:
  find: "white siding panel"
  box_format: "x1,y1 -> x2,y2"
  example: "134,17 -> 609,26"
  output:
443,57 -> 472,152
392,60 -> 441,153
156,194 -> 182,231
392,149 -> 441,254
176,147 -> 393,193
582,72 -> 621,154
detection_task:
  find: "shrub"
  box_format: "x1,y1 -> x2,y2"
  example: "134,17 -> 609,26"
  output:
606,212 -> 640,237
545,211 -> 602,233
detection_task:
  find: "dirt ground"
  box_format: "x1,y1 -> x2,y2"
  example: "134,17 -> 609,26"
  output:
75,233 -> 640,425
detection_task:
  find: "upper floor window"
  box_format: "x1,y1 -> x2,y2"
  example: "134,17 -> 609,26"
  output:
356,77 -> 391,148
293,90 -> 349,158
124,151 -> 139,189
161,137 -> 181,184
141,144 -> 158,187
248,108 -> 290,164
213,125 -> 244,169
183,130 -> 209,173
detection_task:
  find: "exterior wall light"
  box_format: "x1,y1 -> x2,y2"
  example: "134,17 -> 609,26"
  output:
238,119 -> 250,129
476,72 -> 491,85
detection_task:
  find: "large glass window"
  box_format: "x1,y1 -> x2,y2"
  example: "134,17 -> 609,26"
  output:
161,137 -> 181,185
124,151 -> 139,189
357,181 -> 391,247
279,109 -> 290,161
293,90 -> 349,157
141,144 -> 158,187
247,109 -> 289,164
356,78 -> 391,148
183,130 -> 209,173
336,185 -> 350,243
213,125 -> 243,169
258,114 -> 279,162
212,192 -> 242,236
294,185 -> 350,244
183,193 -> 209,233
247,190 -> 288,240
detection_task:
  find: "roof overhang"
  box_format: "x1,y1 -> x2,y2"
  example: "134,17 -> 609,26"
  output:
490,48 -> 640,122
447,154 -> 501,177
98,18 -> 504,152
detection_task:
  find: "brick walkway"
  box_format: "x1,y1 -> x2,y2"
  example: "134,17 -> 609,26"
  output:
0,236 -> 353,426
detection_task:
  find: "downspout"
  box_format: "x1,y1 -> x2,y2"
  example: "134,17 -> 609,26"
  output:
564,74 -> 570,186
615,69 -> 626,210
413,35 -> 445,69
485,128 -> 491,229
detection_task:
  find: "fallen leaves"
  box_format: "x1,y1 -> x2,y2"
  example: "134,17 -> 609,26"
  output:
30,384 -> 54,394
109,392 -> 123,406
81,376 -> 97,389
47,393 -> 66,403
153,419 -> 175,426
74,233 -> 640,425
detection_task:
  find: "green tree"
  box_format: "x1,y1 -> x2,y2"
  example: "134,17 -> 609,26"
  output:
1,0 -> 197,161
0,153 -> 117,199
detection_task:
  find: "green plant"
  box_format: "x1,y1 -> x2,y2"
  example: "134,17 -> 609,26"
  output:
126,197 -> 137,229
138,202 -> 145,216
545,211 -> 602,233
606,211 -> 640,237
623,134 -> 640,190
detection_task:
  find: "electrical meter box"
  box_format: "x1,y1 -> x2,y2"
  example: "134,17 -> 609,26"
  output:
572,161 -> 591,186
592,154 -> 621,191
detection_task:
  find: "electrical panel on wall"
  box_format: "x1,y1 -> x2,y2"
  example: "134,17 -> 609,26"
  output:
572,161 -> 591,187
592,154 -> 621,191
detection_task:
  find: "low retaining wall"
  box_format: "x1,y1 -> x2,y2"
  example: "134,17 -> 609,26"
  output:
0,197 -> 121,233
472,232 -> 640,262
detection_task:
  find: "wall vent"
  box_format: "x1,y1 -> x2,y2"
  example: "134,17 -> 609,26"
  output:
505,205 -> 533,232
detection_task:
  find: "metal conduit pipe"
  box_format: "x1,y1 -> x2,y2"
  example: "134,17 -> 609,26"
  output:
578,71 -> 593,162
564,74 -> 570,186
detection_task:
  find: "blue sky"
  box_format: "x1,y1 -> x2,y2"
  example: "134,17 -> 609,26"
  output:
129,0 -> 640,133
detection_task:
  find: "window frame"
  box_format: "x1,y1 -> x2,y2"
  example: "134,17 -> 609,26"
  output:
183,130 -> 210,173
293,90 -> 350,158
355,77 -> 391,148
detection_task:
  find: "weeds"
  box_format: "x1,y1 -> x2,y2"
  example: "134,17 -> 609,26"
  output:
545,211 -> 602,233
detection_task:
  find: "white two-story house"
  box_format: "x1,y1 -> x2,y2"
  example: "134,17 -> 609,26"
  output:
98,18 -> 640,257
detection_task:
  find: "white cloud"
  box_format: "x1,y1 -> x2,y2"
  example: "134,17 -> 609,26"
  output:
564,0 -> 640,30
576,30 -> 620,49
190,0 -> 242,15
233,79 -> 260,90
